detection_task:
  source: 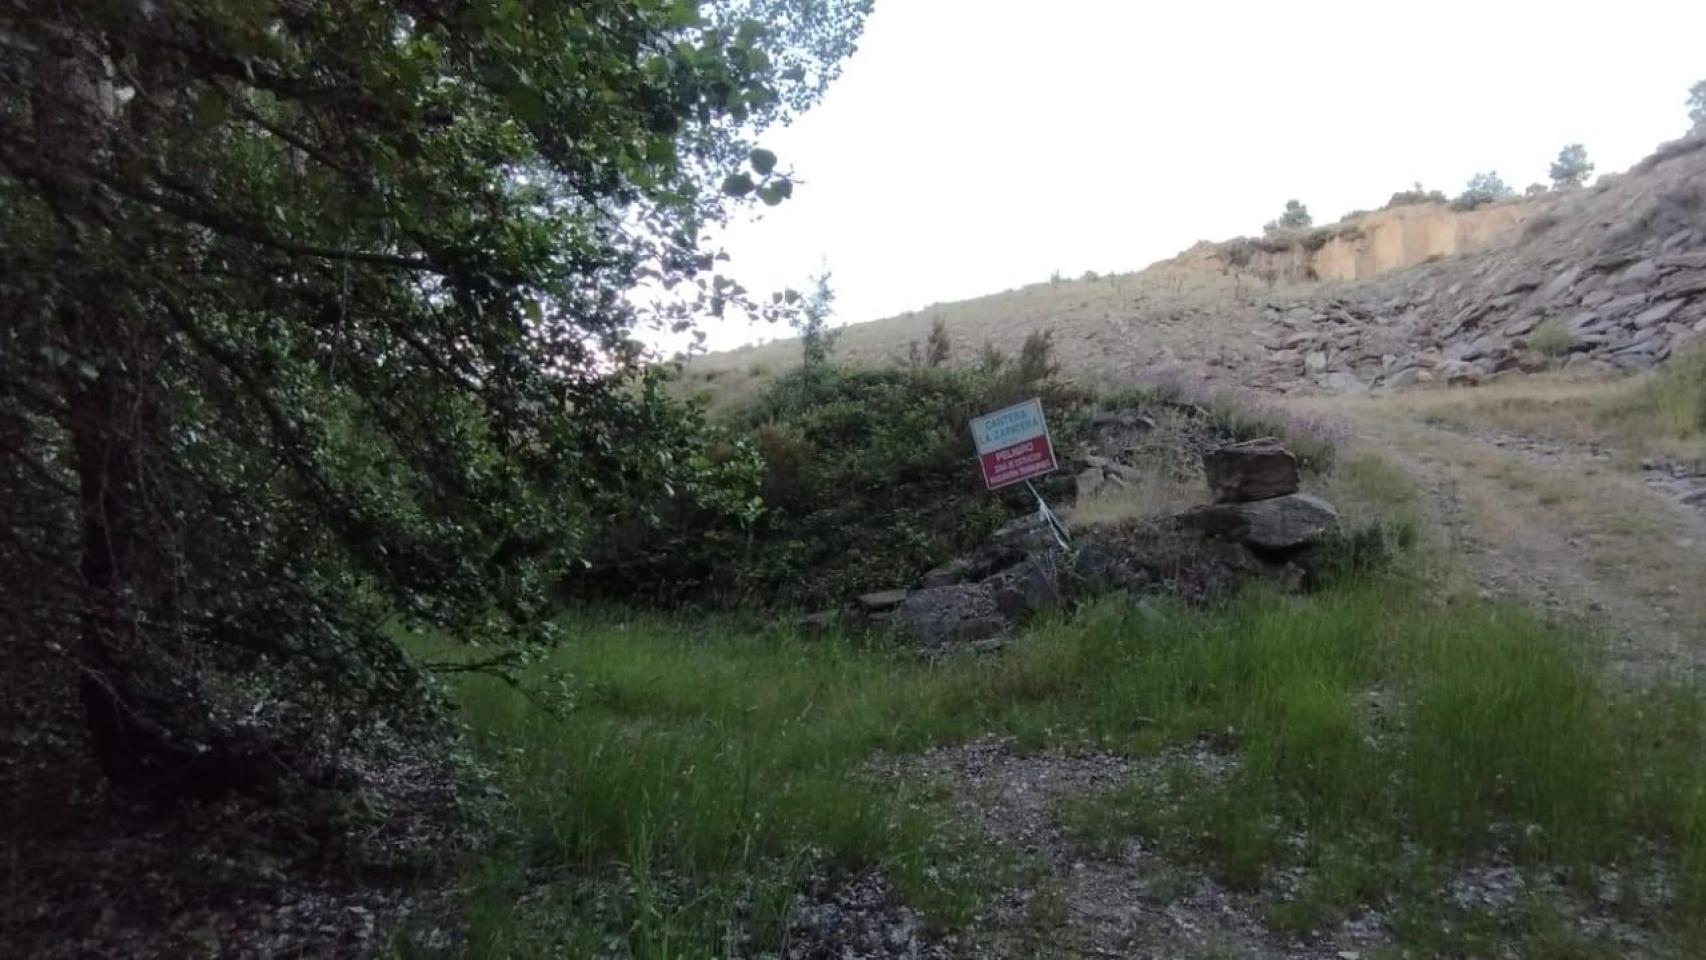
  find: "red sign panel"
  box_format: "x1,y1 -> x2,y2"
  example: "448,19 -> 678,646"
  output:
977,435 -> 1059,490
969,398 -> 1059,490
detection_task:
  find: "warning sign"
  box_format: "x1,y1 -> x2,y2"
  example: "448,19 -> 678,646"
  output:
969,398 -> 1058,490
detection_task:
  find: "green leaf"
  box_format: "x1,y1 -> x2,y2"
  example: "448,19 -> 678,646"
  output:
749,148 -> 777,176
506,84 -> 547,123
721,173 -> 755,197
757,178 -> 793,206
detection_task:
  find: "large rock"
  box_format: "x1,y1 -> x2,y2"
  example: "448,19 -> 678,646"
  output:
1203,439 -> 1300,503
1180,493 -> 1340,550
991,555 -> 1062,619
856,589 -> 909,613
892,583 -> 1006,645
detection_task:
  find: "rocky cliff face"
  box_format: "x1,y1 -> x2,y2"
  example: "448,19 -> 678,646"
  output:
1311,203 -> 1542,282
1238,135 -> 1706,394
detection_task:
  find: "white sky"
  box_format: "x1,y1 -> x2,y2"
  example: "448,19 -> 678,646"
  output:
690,0 -> 1706,352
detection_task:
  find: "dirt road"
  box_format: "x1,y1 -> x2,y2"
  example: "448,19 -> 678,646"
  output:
1292,385 -> 1706,681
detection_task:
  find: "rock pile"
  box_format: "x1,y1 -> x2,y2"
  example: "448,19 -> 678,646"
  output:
805,437 -> 1341,647
1181,439 -> 1340,552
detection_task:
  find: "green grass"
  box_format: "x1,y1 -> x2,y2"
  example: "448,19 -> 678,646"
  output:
1602,346 -> 1706,443
415,578 -> 1706,956
1530,317 -> 1576,358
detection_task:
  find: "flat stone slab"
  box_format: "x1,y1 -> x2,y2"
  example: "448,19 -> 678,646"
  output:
1180,492 -> 1340,550
857,588 -> 910,613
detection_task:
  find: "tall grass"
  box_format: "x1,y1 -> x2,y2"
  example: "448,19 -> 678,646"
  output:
421,580 -> 1706,955
1599,347 -> 1706,450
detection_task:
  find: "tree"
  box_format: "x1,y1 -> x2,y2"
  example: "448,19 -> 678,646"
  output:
1691,80 -> 1706,133
1264,199 -> 1312,235
925,316 -> 953,368
795,267 -> 839,373
0,0 -> 871,798
1453,172 -> 1516,210
1549,144 -> 1594,189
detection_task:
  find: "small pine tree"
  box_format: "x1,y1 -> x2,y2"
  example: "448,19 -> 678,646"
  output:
925,316 -> 951,368
1264,199 -> 1312,235
1017,330 -> 1058,384
1524,182 -> 1548,199
1691,79 -> 1706,133
1549,144 -> 1594,190
1453,171 -> 1515,210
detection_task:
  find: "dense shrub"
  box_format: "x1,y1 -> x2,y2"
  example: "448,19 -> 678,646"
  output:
1384,183 -> 1448,209
1451,171 -> 1516,211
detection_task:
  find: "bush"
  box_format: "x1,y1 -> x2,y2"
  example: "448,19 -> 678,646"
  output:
1451,171 -> 1516,211
925,316 -> 952,368
1384,182 -> 1448,209
1528,318 -> 1575,357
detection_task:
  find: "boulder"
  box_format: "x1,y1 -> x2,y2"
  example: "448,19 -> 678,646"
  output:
892,583 -> 1006,645
1180,493 -> 1340,550
1203,439 -> 1300,503
991,555 -> 1062,619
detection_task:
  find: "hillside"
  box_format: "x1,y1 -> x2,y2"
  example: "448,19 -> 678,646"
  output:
689,135 -> 1706,405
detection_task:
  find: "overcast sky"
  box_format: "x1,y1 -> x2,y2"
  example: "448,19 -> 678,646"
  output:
688,0 -> 1706,352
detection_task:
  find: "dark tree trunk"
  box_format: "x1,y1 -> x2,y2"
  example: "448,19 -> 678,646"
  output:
35,36 -> 247,800
67,353 -> 188,793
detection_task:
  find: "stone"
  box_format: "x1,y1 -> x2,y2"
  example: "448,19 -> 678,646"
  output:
1659,273 -> 1706,301
1385,367 -> 1431,390
1439,360 -> 1486,386
1633,299 -> 1685,328
991,555 -> 1062,618
1565,310 -> 1604,334
1305,351 -> 1328,373
1203,439 -> 1300,503
1658,251 -> 1706,271
892,583 -> 1005,645
921,557 -> 975,589
1539,264 -> 1584,302
857,589 -> 909,613
1075,467 -> 1106,500
991,514 -> 1056,553
1180,493 -> 1341,551
1616,258 -> 1660,288
1598,293 -> 1650,318
1503,315 -> 1541,336
1580,288 -> 1617,309
1091,409 -> 1156,431
1322,371 -> 1367,395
